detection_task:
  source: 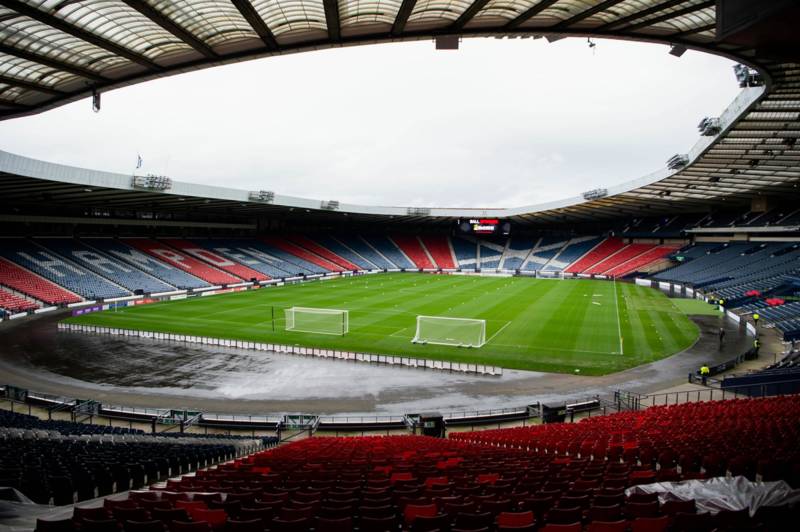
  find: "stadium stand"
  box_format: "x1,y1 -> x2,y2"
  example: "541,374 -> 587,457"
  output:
334,235 -> 394,269
543,237 -> 604,272
362,235 -> 415,269
0,257 -> 80,305
309,235 -> 378,270
38,239 -> 175,294
522,237 -> 568,271
603,245 -> 679,278
86,239 -> 209,291
391,235 -> 436,269
0,240 -> 129,300
584,244 -> 655,275
420,235 -> 456,269
565,238 -> 625,274
253,239 -> 327,274
287,235 -> 360,270
123,239 -> 241,286
451,236 -> 478,269
161,240 -> 269,281
479,240 -> 504,269
66,397 -> 794,532
261,237 -> 342,272
189,239 -> 296,280
501,237 -> 537,270
0,287 -> 39,313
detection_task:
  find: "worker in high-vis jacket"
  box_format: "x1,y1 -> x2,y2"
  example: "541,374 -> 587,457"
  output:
700,364 -> 710,385
753,313 -> 760,328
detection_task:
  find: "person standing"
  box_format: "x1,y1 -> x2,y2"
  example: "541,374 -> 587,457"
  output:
719,327 -> 726,348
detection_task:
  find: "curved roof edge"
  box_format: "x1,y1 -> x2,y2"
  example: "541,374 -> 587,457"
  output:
0,84 -> 767,222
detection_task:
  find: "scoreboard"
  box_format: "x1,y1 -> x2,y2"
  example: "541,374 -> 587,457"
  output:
457,218 -> 511,236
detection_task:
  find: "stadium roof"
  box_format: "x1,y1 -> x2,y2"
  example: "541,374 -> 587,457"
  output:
0,1 -> 798,225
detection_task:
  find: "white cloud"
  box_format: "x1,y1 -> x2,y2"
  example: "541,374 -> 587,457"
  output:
0,37 -> 740,208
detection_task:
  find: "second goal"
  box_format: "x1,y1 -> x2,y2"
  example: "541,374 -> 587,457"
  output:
284,307 -> 349,336
412,315 -> 486,348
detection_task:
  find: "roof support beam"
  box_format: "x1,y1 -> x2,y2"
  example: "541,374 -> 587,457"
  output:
0,74 -> 65,95
0,43 -> 107,82
451,0 -> 491,31
550,0 -> 627,30
322,0 -> 341,42
229,0 -> 279,50
120,1 -> 217,59
0,98 -> 29,110
596,0 -> 686,31
669,22 -> 715,39
392,0 -> 417,35
0,0 -> 162,70
620,0 -> 716,33
506,0 -> 560,31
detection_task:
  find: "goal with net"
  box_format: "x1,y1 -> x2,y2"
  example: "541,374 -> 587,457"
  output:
284,307 -> 349,335
411,315 -> 486,348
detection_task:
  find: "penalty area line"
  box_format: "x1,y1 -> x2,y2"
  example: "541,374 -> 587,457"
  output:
485,321 -> 512,344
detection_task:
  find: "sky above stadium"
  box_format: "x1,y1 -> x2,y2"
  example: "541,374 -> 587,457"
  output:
0,37 -> 740,208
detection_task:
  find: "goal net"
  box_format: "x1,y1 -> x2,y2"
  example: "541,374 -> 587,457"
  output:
412,316 -> 486,348
284,307 -> 349,335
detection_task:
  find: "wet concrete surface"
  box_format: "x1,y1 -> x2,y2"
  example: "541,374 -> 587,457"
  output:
0,310 -> 755,415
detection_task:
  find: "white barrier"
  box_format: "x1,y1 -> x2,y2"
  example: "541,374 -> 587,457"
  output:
59,323 -> 503,376
635,278 -> 650,287
746,323 -> 756,336
67,300 -> 96,308
727,310 -> 741,323
34,306 -> 58,314
659,281 -> 671,290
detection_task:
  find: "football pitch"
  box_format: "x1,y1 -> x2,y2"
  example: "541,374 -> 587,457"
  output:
64,273 -> 710,375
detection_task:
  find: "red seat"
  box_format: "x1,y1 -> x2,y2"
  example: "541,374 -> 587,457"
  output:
630,515 -> 670,532
540,524 -> 582,532
586,521 -> 627,532
496,510 -> 535,528
403,503 -> 437,526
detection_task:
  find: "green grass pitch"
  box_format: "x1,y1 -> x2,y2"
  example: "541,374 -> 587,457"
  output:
64,273 -> 705,375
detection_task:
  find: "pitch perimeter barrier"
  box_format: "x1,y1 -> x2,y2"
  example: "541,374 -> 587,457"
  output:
57,322 -> 502,376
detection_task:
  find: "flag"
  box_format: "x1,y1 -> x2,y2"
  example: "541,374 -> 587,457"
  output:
136,154 -> 142,169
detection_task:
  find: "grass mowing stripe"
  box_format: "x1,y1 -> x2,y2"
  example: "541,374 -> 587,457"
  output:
64,273 -> 700,375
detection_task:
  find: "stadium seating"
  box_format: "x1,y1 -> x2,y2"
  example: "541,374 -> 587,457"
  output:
120,397 -> 799,531
160,240 -> 269,281
603,245 -> 678,278
123,239 -> 241,285
0,287 -> 39,313
287,235 -> 360,270
543,237 -> 604,272
188,239 -> 296,279
307,235 -> 378,270
501,237 -> 537,270
38,239 -> 176,294
522,237 -> 568,271
362,235 -> 415,269
0,434 -> 236,505
85,239 -> 210,290
0,257 -> 80,305
420,235 -> 456,269
479,239 -> 505,269
261,237 -> 342,272
584,244 -> 655,275
0,240 -> 129,300
251,239 -> 326,274
452,236 -> 478,268
391,235 -> 436,269
564,238 -> 625,274
334,235 -> 395,269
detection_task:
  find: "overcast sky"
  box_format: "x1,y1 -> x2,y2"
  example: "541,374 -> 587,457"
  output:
0,37 -> 740,208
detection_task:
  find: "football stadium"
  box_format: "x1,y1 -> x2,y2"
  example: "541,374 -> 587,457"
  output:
1,1 -> 800,530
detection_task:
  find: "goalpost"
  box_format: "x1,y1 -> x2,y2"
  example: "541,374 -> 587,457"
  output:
284,307 -> 349,335
412,316 -> 486,348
